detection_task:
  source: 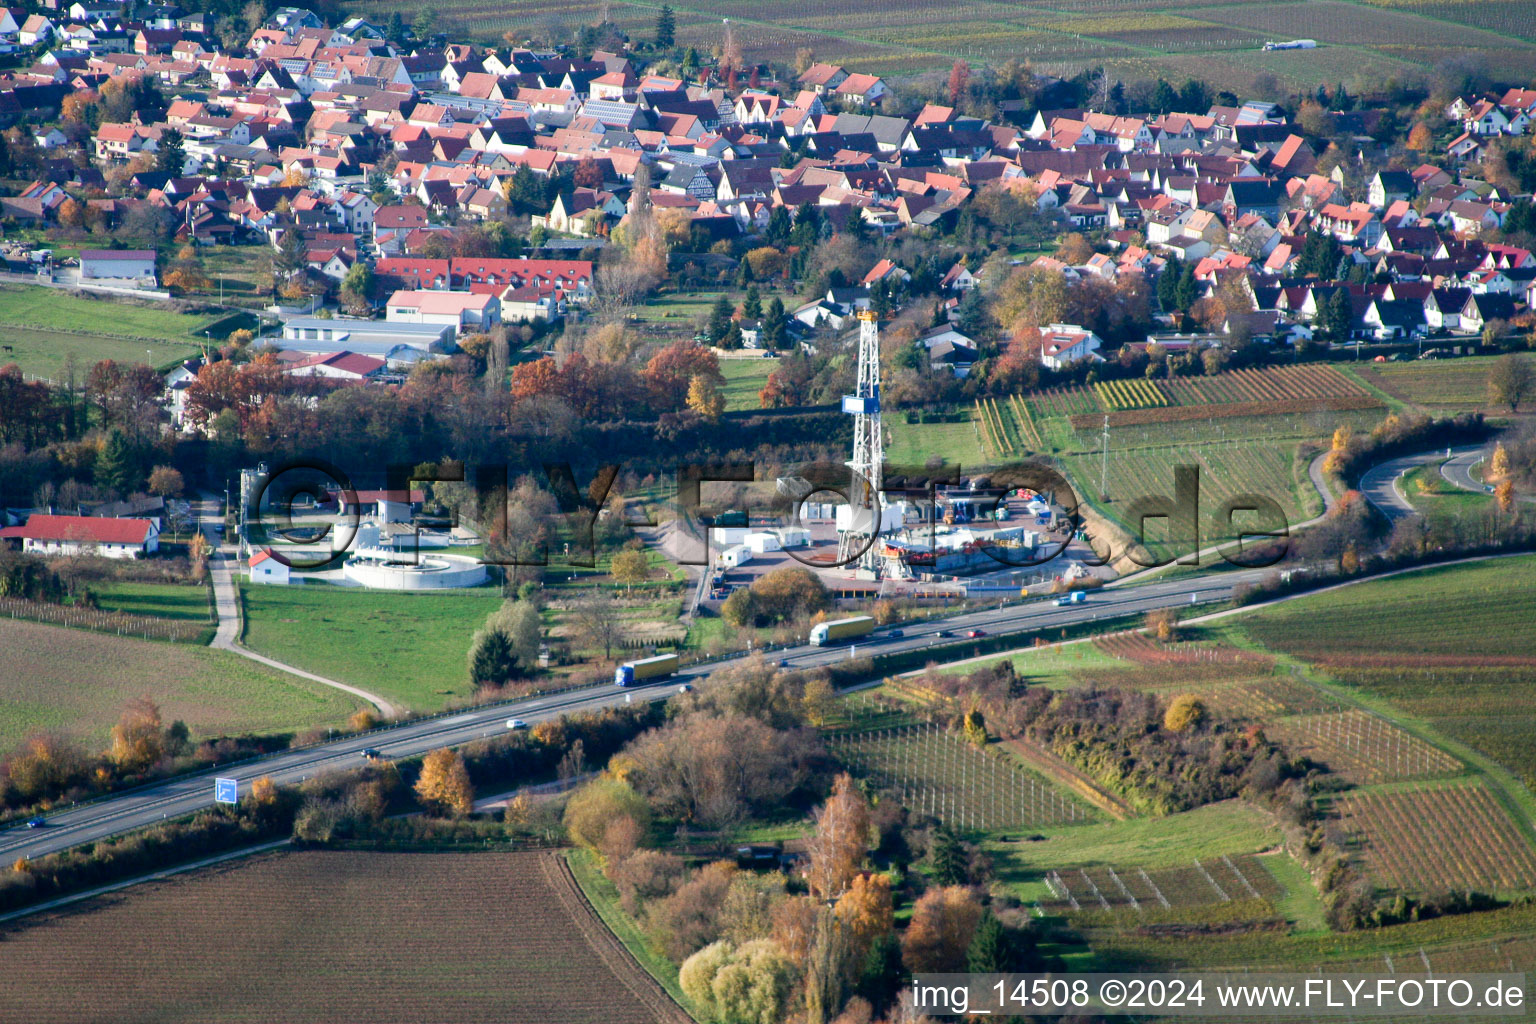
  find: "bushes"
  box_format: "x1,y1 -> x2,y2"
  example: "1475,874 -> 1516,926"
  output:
722,567 -> 830,628
0,801 -> 296,914
1327,411 -> 1486,485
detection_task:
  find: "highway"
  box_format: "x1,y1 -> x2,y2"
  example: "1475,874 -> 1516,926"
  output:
0,562 -> 1279,863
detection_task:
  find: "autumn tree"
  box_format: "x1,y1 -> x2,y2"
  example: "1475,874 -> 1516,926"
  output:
109,696 -> 166,773
719,870 -> 785,944
619,712 -> 814,827
686,374 -> 725,422
1492,442 -> 1511,480
946,61 -> 970,106
415,747 -> 473,817
56,197 -> 85,230
1497,479 -> 1516,514
1145,607 -> 1179,643
834,872 -> 893,962
800,676 -> 837,727
1163,694 -> 1207,733
563,777 -> 650,852
609,547 -> 651,592
5,734 -> 87,799
805,773 -> 871,899
963,708 -> 987,747
1488,354 -> 1535,412
248,775 -> 279,807
572,157 -> 603,189
679,939 -> 797,1024
804,905 -> 857,1024
901,885 -> 983,972
147,465 -> 184,498
642,341 -> 724,405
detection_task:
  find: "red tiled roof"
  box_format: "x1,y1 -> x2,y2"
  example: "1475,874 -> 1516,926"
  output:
0,514 -> 153,544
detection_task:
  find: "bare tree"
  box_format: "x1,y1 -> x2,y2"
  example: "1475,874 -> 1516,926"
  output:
570,591 -> 623,660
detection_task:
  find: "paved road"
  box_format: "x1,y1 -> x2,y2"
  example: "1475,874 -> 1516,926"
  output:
1441,448 -> 1491,493
0,563 -> 1278,863
1358,445 -> 1487,522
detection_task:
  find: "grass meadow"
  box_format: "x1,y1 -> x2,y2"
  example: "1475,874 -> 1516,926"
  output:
237,583 -> 504,713
0,617 -> 364,751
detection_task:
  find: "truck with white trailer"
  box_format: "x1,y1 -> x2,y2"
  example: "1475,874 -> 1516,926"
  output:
809,615 -> 876,646
614,652 -> 680,686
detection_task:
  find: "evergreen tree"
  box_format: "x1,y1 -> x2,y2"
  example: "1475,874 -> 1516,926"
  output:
1178,78 -> 1209,115
743,284 -> 762,320
955,287 -> 987,337
765,205 -> 792,245
469,627 -> 519,684
1151,78 -> 1178,114
929,826 -> 967,885
1174,264 -> 1199,311
386,10 -> 404,44
156,127 -> 185,176
1325,287 -> 1354,342
965,912 -> 1013,972
654,4 -> 674,49
856,933 -> 904,1014
273,226 -> 305,280
95,428 -> 138,497
707,294 -> 733,344
763,297 -> 787,350
1156,257 -> 1182,312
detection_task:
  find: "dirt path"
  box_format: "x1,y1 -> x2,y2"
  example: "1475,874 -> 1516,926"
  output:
1001,735 -> 1136,820
542,852 -> 693,1024
195,493 -> 400,719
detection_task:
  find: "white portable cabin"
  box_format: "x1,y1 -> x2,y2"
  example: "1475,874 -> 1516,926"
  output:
719,544 -> 754,568
776,526 -> 811,547
745,531 -> 782,554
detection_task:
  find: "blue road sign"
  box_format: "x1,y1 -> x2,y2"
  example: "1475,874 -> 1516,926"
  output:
214,777 -> 238,804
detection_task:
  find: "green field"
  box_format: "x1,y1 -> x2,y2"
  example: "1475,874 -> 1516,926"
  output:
0,285 -> 218,378
986,800 -> 1281,878
238,583 -> 504,712
0,285 -> 217,338
885,414 -> 987,468
0,617 -> 364,751
1238,555 -> 1536,792
1242,556 -> 1536,661
0,326 -> 203,380
89,581 -> 213,623
717,355 -> 775,412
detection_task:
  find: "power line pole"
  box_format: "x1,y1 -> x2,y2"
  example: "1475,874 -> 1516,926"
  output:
1099,414 -> 1110,501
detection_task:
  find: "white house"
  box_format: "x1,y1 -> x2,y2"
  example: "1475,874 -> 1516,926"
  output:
385,289 -> 500,335
1038,324 -> 1104,370
0,514 -> 159,559
78,249 -> 157,285
247,549 -> 291,584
